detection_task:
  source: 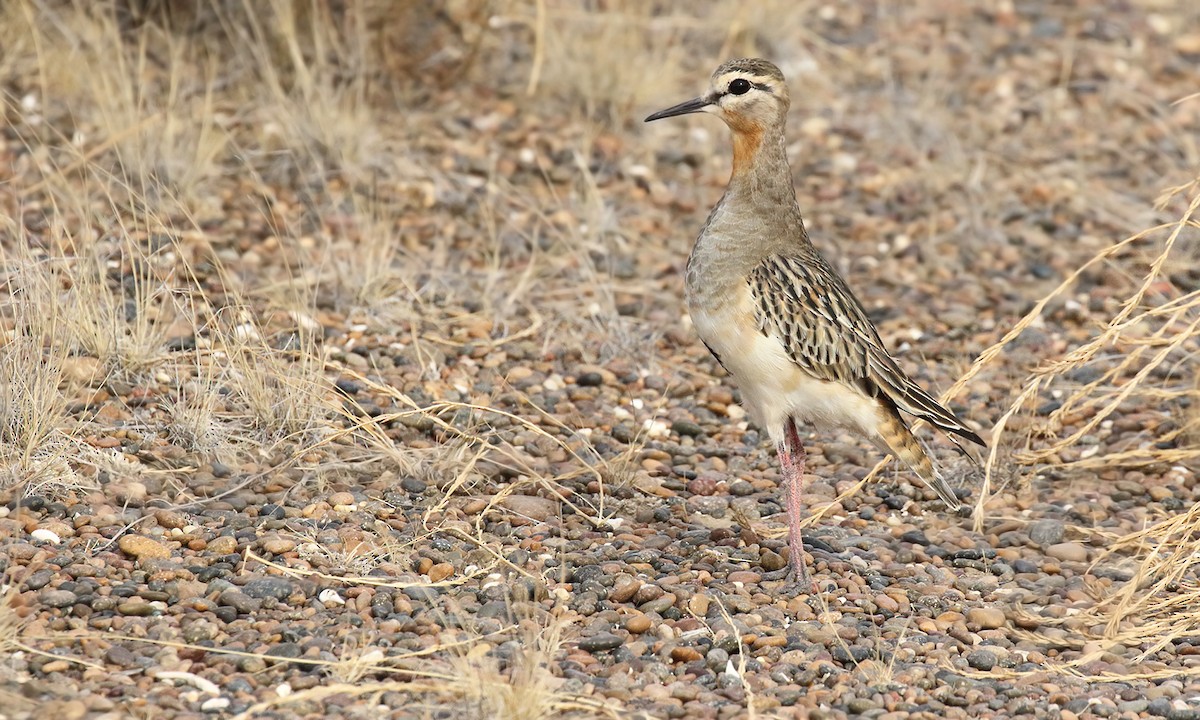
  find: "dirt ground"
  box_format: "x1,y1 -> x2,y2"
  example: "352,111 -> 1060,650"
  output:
2,1 -> 1200,718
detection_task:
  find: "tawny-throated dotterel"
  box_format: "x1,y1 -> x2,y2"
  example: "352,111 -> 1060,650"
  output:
645,58 -> 984,588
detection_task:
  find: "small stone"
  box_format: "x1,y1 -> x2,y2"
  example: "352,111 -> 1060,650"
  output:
671,420 -> 704,437
625,614 -> 652,634
966,649 -> 997,670
427,562 -> 454,583
24,570 -> 54,591
846,697 -> 877,713
1028,519 -> 1065,546
670,646 -> 703,662
118,535 -> 171,560
208,536 -> 238,555
579,632 -> 624,652
328,492 -> 355,507
201,698 -> 231,713
261,537 -> 296,554
401,477 -> 427,494
759,550 -> 786,571
39,589 -> 79,609
117,601 -> 155,616
30,528 -> 61,544
45,699 -> 87,720
966,607 -> 1006,630
728,571 -> 761,584
498,495 -> 558,522
729,480 -> 754,496
874,594 -> 899,613
1046,542 -> 1088,563
1148,486 -> 1173,502
243,577 -> 296,601
218,590 -> 260,614
576,371 -> 604,387
105,644 -> 138,667
154,509 -> 188,529
706,647 -> 730,671
609,579 -> 642,603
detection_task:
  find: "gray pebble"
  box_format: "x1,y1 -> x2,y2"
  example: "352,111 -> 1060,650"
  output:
706,647 -> 730,671
105,644 -> 138,667
401,477 -> 427,493
578,632 -> 624,652
728,480 -> 754,496
671,420 -> 704,437
242,577 -> 296,601
1118,699 -> 1148,714
24,570 -> 54,591
966,649 -> 997,671
39,589 -> 78,608
218,590 -> 260,614
1028,519 -> 1065,546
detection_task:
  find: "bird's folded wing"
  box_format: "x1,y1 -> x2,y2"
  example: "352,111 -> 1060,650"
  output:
749,253 -> 984,446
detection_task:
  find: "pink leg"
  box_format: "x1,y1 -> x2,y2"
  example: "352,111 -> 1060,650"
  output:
778,418 -> 813,591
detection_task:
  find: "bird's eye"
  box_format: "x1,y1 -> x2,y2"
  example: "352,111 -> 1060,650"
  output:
728,78 -> 752,95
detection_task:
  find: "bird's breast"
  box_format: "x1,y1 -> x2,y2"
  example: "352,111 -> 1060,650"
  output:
687,283 -> 881,442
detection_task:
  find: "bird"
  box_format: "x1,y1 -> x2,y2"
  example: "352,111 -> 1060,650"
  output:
645,58 -> 985,589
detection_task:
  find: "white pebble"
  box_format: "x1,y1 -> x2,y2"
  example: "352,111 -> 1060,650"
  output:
30,528 -> 61,544
156,671 -> 220,695
276,683 -> 293,697
200,698 -> 230,712
643,419 -> 669,438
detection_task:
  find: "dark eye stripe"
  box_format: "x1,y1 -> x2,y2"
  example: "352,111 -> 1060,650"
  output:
723,79 -> 773,96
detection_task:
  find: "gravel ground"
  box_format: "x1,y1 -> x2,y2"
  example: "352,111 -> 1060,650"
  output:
3,2 -> 1200,719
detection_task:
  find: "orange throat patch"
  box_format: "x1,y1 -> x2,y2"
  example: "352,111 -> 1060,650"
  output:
730,124 -> 763,177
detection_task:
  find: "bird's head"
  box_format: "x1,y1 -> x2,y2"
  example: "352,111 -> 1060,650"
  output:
644,58 -> 790,135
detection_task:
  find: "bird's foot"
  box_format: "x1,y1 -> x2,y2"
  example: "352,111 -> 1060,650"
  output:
762,551 -> 822,598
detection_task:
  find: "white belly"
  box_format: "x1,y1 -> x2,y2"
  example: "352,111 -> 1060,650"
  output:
689,289 -> 881,444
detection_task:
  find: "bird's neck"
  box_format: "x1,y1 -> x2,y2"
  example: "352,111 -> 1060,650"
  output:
728,124 -> 797,208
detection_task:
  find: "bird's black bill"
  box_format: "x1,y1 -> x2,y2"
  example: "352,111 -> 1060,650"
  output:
644,96 -> 710,122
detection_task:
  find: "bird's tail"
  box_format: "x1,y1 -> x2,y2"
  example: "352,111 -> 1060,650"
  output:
876,408 -> 961,511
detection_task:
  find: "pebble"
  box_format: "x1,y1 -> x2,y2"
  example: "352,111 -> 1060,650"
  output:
966,607 -> 1006,630
154,509 -> 188,529
1045,542 -> 1088,563
609,579 -> 642,603
39,589 -> 79,608
966,649 -> 998,670
218,590 -> 260,614
579,633 -> 624,652
625,614 -> 652,634
261,537 -> 296,554
1028,519 -> 1065,546
427,562 -> 454,583
201,698 -> 231,712
243,577 -> 296,600
728,571 -> 761,584
118,535 -> 171,560
207,536 -> 238,555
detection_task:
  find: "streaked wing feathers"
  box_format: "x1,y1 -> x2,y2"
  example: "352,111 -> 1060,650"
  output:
749,253 -> 984,447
